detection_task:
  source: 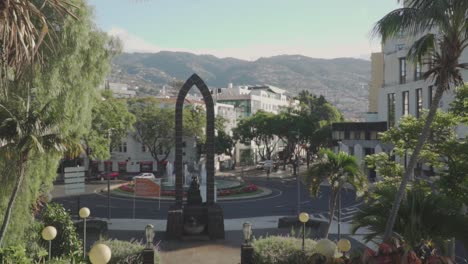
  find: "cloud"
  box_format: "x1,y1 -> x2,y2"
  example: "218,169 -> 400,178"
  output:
108,27 -> 162,53
108,27 -> 381,61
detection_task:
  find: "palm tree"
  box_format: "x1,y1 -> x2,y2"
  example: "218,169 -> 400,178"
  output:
0,0 -> 77,80
373,0 -> 468,240
351,183 -> 468,248
306,148 -> 366,238
0,96 -> 73,246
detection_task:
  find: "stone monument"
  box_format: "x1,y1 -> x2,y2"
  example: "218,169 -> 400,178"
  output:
166,74 -> 225,240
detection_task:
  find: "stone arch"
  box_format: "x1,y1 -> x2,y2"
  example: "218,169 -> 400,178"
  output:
174,74 -> 215,206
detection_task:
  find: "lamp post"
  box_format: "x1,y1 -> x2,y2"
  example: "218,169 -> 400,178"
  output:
298,212 -> 309,251
89,243 -> 111,264
241,222 -> 253,264
41,226 -> 57,261
142,224 -> 155,264
337,238 -> 351,260
107,128 -> 115,221
79,207 -> 90,258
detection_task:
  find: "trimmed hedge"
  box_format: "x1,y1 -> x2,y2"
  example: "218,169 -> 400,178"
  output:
252,236 -> 319,264
98,239 -> 160,264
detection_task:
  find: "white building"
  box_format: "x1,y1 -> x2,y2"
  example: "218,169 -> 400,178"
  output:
333,17 -> 468,180
214,84 -> 299,164
107,82 -> 136,98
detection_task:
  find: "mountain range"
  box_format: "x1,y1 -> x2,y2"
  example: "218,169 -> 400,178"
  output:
110,51 -> 371,120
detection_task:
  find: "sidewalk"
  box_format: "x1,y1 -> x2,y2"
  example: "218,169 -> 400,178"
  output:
98,217 -> 372,264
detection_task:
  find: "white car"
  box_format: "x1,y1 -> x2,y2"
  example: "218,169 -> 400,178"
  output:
132,172 -> 156,181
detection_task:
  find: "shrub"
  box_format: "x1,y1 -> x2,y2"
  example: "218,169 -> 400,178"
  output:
252,236 -> 318,264
40,202 -> 83,260
0,245 -> 33,264
97,239 -> 160,264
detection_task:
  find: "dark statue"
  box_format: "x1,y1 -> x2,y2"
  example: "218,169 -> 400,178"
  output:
187,175 -> 202,205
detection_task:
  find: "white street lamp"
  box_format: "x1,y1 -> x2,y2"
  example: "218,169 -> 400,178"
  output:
298,212 -> 309,251
41,226 -> 57,261
89,243 -> 111,264
242,222 -> 252,244
79,207 -> 91,258
145,224 -> 155,249
337,238 -> 351,259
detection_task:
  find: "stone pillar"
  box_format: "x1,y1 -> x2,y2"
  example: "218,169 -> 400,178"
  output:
142,249 -> 155,264
241,244 -> 254,264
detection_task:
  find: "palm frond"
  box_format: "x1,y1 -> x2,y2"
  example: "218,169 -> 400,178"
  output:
407,34 -> 436,63
0,0 -> 78,76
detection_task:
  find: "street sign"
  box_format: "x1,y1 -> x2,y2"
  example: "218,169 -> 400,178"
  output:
64,167 -> 85,195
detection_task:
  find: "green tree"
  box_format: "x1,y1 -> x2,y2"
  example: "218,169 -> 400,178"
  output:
296,91 -> 343,167
0,0 -> 77,80
85,90 -> 136,161
373,0 -> 468,240
0,97 -> 71,246
450,84 -> 468,124
130,98 -> 205,171
306,149 -> 366,238
214,117 -> 234,157
0,0 -> 113,246
351,182 -> 468,248
233,110 -> 279,160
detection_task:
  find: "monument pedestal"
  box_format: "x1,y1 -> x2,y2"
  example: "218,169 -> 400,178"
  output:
166,206 -> 183,240
206,203 -> 225,239
166,204 -> 225,240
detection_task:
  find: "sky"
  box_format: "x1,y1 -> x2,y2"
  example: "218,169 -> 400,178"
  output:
87,0 -> 400,61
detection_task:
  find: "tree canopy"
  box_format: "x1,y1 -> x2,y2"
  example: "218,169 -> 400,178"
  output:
129,98 -> 206,165
0,0 -> 114,246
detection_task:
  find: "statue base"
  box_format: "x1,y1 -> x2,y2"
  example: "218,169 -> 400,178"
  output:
165,203 -> 224,240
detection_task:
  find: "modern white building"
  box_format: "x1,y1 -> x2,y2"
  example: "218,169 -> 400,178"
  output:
333,21 -> 468,180
107,82 -> 136,98
214,83 -> 299,164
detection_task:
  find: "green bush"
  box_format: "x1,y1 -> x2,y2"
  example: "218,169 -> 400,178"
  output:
0,245 -> 33,264
40,202 -> 82,260
252,236 -> 318,264
97,239 -> 160,264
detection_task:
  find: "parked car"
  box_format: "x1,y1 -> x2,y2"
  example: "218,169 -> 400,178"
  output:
97,172 -> 119,180
132,172 -> 156,181
255,161 -> 265,170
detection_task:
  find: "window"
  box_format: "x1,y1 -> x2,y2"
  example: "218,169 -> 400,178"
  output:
348,146 -> 354,155
142,144 -> 147,152
428,86 -> 433,108
416,88 -> 423,118
402,91 -> 409,116
399,58 -> 406,84
118,142 -> 127,153
387,93 -> 395,127
414,61 -> 422,81
344,130 -> 350,140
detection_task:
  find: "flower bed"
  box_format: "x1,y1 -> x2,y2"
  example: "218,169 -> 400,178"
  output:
118,182 -> 259,197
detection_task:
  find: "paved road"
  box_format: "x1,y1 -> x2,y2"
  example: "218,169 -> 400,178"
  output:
53,171 -> 362,221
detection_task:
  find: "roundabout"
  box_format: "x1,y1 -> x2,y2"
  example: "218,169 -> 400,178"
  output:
108,177 -> 273,201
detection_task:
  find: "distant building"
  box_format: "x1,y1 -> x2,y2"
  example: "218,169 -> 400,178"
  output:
214,83 -> 299,164
106,82 -> 136,98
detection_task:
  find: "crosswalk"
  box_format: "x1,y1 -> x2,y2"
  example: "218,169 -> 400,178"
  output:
307,205 -> 361,223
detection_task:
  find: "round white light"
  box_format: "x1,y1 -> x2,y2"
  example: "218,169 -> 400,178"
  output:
298,212 -> 309,223
89,243 -> 112,264
337,238 -> 351,253
315,239 -> 337,258
41,226 -> 57,241
79,207 -> 90,218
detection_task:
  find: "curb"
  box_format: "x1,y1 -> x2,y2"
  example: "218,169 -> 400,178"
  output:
99,186 -> 273,201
